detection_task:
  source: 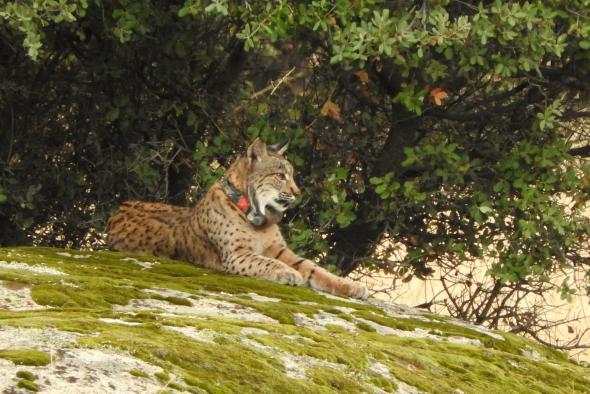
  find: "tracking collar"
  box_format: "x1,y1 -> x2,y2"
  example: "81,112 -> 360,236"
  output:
219,179 -> 267,227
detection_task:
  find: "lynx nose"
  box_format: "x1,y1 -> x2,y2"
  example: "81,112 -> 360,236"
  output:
290,183 -> 301,197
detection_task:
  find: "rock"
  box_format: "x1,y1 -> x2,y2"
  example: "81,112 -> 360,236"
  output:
0,247 -> 588,393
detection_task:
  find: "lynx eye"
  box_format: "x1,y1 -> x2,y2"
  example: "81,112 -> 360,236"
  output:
276,173 -> 288,181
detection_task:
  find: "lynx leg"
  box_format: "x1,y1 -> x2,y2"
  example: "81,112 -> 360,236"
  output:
265,245 -> 368,299
224,251 -> 304,286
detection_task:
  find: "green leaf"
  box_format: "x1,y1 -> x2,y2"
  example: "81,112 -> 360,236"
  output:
479,206 -> 493,214
186,110 -> 197,127
375,184 -> 387,196
336,211 -> 357,227
178,7 -> 189,17
105,107 -> 120,122
334,168 -> 347,180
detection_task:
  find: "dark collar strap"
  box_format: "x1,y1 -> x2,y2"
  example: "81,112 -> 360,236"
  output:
219,179 -> 267,226
219,179 -> 248,211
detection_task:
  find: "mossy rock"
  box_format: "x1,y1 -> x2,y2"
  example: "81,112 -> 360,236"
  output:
0,247 -> 588,393
0,349 -> 50,366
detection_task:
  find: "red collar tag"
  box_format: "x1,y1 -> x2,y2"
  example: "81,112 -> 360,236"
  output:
237,195 -> 250,212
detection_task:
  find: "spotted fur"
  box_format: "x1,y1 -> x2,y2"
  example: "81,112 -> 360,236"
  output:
106,139 -> 368,299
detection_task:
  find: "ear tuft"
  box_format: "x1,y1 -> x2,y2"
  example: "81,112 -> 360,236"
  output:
268,138 -> 290,156
247,138 -> 268,162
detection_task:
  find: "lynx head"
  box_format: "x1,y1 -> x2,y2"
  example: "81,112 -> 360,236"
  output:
245,138 -> 300,224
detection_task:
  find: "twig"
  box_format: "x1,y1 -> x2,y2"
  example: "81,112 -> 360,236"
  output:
232,68 -> 306,113
270,66 -> 296,95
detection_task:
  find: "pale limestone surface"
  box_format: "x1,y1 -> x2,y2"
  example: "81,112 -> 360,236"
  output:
0,281 -> 50,311
115,296 -> 278,324
0,261 -> 66,276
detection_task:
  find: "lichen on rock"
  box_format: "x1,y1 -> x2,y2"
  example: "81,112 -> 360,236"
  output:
0,247 -> 588,393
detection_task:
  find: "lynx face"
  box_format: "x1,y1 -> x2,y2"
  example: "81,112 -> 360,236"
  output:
243,140 -> 301,222
248,155 -> 300,216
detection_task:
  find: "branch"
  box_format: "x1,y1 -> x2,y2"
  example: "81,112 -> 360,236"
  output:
568,144 -> 590,158
562,110 -> 590,120
231,68 -> 307,113
489,287 -> 517,329
441,276 -> 467,320
475,279 -> 502,324
519,328 -> 590,351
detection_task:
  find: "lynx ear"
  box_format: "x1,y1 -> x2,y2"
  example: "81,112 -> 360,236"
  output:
247,138 -> 268,162
268,139 -> 290,156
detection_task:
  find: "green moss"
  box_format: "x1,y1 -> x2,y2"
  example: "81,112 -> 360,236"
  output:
129,369 -> 149,378
30,279 -> 148,309
147,294 -> 193,306
16,370 -> 37,381
0,349 -> 50,366
352,309 -> 544,358
163,296 -> 193,306
322,308 -> 353,322
324,324 -> 350,334
183,376 -> 210,393
17,379 -> 39,392
169,382 -> 185,391
307,367 -> 365,393
219,296 -> 314,325
74,325 -> 309,393
355,321 -> 376,332
246,332 -> 369,370
213,336 -> 232,345
154,371 -> 171,383
368,375 -> 396,392
153,371 -> 186,391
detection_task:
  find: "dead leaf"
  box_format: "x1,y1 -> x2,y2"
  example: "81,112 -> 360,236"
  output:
352,172 -> 365,187
314,140 -> 338,154
354,70 -> 369,84
345,153 -> 358,164
327,15 -> 337,26
428,36 -> 441,46
359,84 -> 370,97
320,100 -> 342,122
429,87 -> 449,106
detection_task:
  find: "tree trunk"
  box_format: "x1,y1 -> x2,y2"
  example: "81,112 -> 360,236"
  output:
333,102 -> 422,276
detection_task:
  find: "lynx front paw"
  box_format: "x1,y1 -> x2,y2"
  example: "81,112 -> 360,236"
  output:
344,279 -> 369,300
308,268 -> 369,299
270,268 -> 304,286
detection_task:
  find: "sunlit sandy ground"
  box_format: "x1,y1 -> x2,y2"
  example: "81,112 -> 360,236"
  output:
360,268 -> 590,363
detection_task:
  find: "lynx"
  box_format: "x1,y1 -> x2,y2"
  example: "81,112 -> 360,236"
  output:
106,139 -> 368,299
